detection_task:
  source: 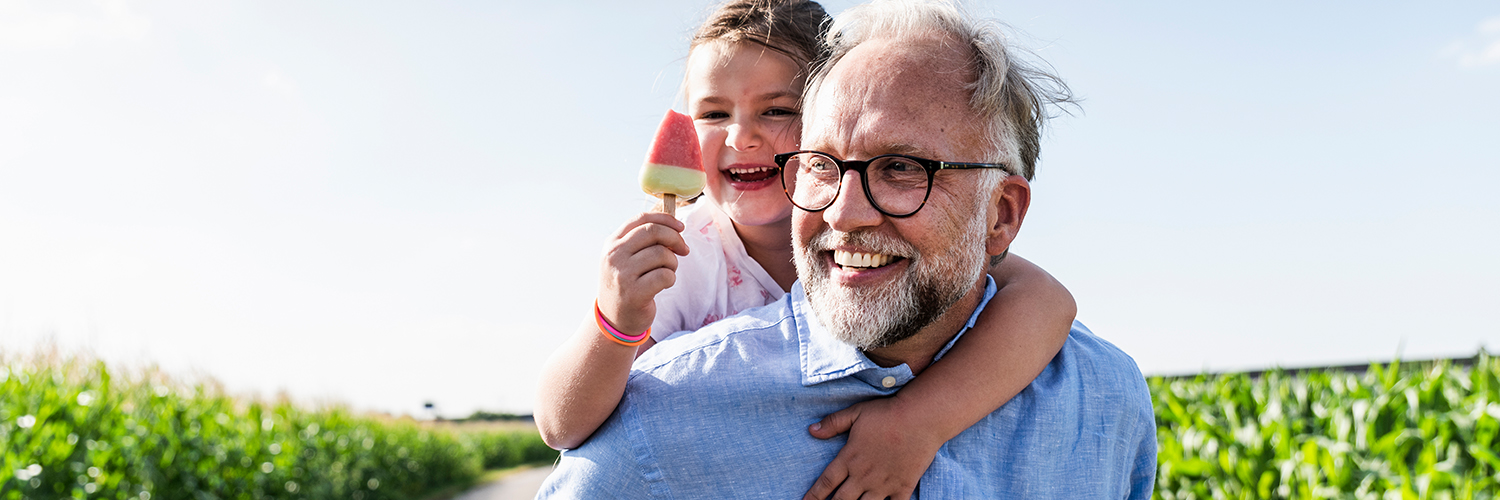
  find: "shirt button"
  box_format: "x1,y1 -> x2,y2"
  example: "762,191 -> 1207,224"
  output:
881,376 -> 896,388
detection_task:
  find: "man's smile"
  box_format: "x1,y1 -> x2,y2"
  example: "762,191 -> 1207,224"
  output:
805,228 -> 919,288
832,249 -> 902,269
822,245 -> 912,287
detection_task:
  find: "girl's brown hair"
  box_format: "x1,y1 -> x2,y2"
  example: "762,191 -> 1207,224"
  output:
691,0 -> 831,71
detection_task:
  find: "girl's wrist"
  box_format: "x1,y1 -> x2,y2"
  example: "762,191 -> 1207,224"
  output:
595,300 -> 651,347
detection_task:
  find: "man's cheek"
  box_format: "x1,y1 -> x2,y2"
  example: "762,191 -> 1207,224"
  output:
791,212 -> 821,248
926,189 -> 984,236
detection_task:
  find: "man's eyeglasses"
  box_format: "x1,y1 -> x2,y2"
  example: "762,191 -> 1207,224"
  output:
774,150 -> 1014,218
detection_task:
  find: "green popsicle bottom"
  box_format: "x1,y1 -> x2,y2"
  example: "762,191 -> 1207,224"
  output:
640,163 -> 706,198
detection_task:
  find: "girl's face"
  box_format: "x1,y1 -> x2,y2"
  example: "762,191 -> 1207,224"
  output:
684,41 -> 803,228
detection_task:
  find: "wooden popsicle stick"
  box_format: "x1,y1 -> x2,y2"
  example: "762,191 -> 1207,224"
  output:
661,194 -> 676,217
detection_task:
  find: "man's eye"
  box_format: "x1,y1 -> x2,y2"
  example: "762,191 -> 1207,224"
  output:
885,160 -> 917,172
805,158 -> 837,175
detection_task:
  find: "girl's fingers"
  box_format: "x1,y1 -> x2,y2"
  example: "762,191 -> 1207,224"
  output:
612,221 -> 690,258
607,244 -> 681,287
802,462 -> 848,500
609,212 -> 686,240
617,246 -> 681,290
637,267 -> 677,295
596,211 -> 689,333
601,242 -> 683,324
829,480 -> 863,500
809,405 -> 862,439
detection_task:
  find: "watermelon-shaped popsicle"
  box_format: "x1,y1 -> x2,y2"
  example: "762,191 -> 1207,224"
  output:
639,110 -> 705,217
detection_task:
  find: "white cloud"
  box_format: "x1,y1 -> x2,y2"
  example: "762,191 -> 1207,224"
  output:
0,0 -> 150,50
1464,40 -> 1500,68
1483,17 -> 1500,35
262,69 -> 299,96
1440,16 -> 1500,68
1465,16 -> 1500,67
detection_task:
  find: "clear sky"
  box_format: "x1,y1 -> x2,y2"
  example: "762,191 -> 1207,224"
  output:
1,0 -> 1496,417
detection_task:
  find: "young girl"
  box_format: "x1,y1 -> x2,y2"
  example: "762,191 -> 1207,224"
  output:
536,1 -> 1078,498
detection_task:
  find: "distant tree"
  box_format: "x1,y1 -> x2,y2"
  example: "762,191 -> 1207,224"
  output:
461,410 -> 534,422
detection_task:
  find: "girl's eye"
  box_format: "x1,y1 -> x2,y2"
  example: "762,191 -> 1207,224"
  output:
699,111 -> 730,120
765,108 -> 798,117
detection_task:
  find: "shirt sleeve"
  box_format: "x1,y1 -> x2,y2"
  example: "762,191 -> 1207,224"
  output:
1127,409 -> 1158,499
535,417 -> 655,499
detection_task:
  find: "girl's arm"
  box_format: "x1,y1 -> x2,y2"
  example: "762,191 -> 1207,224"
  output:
802,254 -> 1075,500
534,212 -> 684,450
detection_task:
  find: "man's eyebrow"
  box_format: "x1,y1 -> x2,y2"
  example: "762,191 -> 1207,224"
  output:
808,143 -> 930,160
880,143 -> 931,156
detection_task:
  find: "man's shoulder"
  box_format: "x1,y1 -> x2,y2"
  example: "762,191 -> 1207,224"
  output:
1055,321 -> 1152,400
1018,320 -> 1154,446
935,320 -> 1154,497
1063,322 -> 1146,376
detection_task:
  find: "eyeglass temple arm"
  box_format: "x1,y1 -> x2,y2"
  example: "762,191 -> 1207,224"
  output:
937,161 -> 1014,176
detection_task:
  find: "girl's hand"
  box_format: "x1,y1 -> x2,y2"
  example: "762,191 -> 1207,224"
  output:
597,212 -> 689,336
802,397 -> 942,500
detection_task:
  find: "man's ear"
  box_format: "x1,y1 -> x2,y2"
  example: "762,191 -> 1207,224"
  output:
985,175 -> 1031,258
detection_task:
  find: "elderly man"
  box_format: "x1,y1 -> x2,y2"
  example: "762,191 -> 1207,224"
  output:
537,1 -> 1155,498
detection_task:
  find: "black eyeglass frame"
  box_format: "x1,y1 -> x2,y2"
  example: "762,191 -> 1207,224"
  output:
773,150 -> 1014,218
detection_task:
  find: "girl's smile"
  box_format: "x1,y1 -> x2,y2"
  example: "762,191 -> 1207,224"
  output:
684,41 -> 805,228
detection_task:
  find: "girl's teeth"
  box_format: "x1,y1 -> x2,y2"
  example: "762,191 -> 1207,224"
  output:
727,165 -> 779,183
833,250 -> 894,268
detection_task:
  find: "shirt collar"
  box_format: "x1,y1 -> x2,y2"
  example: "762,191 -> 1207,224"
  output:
793,276 -> 998,389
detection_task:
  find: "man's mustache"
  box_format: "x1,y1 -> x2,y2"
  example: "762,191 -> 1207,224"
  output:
805,229 -> 918,261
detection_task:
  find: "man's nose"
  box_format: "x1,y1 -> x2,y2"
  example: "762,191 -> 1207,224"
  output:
725,121 -> 759,152
823,169 -> 883,232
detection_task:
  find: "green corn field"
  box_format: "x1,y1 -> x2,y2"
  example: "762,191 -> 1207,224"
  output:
1152,354 -> 1500,500
0,354 -> 556,500
9,351 -> 1500,499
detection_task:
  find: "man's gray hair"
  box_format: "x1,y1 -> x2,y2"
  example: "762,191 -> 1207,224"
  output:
806,0 -> 1074,182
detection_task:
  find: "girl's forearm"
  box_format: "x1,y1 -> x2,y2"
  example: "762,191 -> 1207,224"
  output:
890,254 -> 1076,441
534,317 -> 643,450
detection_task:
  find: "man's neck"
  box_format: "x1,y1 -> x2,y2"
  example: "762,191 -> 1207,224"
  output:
862,276 -> 988,375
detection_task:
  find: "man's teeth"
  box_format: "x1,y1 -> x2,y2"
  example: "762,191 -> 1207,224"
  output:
833,250 -> 896,268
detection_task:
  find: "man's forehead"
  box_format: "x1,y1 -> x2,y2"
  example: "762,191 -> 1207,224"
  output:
804,35 -> 985,160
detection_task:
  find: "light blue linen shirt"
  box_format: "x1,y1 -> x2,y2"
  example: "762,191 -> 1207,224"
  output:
537,278 -> 1157,498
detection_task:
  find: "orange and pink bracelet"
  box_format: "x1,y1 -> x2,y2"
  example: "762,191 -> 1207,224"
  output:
595,300 -> 651,347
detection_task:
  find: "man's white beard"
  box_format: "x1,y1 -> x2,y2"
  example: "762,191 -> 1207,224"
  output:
795,215 -> 989,350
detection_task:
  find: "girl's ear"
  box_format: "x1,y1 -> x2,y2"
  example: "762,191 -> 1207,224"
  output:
985,175 -> 1030,258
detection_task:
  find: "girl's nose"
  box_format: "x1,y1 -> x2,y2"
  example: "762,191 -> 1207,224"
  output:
725,121 -> 760,152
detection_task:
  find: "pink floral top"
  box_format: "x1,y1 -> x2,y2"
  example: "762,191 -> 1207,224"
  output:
649,202 -> 785,341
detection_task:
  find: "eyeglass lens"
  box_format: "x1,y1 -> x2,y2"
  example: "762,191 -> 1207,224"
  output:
781,152 -> 930,216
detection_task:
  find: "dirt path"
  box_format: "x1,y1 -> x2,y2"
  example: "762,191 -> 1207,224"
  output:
452,466 -> 555,500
